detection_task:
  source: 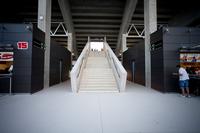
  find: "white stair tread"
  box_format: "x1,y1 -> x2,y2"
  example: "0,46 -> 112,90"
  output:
79,51 -> 118,92
81,78 -> 115,81
79,89 -> 119,93
79,87 -> 118,92
80,84 -> 117,87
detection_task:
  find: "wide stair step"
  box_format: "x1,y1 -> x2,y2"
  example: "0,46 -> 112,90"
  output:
79,51 -> 118,92
79,86 -> 118,92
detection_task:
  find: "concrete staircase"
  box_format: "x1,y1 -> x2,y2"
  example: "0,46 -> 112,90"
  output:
79,51 -> 118,92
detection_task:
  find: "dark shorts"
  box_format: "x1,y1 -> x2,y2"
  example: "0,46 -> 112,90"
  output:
179,80 -> 189,89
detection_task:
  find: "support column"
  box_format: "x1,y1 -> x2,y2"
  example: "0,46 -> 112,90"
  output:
38,0 -> 52,88
58,0 -> 77,58
122,34 -> 128,52
116,0 -> 138,55
144,0 -> 157,88
67,33 -> 73,52
68,33 -> 73,69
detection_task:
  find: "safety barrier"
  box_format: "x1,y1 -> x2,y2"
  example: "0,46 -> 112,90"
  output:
104,41 -> 127,92
70,41 -> 90,92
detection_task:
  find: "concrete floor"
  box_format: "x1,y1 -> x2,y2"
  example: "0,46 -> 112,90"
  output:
0,81 -> 200,133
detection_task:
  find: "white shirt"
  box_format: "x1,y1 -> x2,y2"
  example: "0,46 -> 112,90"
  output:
179,67 -> 189,81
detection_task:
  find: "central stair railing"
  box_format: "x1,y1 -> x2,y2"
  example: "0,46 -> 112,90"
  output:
70,38 -> 90,92
104,37 -> 127,92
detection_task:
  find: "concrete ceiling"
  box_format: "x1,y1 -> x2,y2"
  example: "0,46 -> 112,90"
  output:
0,0 -> 200,55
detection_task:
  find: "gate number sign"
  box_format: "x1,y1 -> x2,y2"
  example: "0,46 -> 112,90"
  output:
17,42 -> 28,49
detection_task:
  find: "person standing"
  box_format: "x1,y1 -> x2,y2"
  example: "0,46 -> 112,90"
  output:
176,65 -> 191,97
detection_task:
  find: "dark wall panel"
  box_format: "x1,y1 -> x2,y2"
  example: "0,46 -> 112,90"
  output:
3,24 -> 33,93
123,40 -> 145,86
0,80 -> 10,93
151,27 -> 200,92
151,48 -> 164,91
134,40 -> 145,85
0,24 -> 2,42
123,45 -> 137,81
190,28 -> 200,44
31,25 -> 45,93
0,23 -> 45,93
31,46 -> 44,93
163,27 -> 193,92
50,39 -> 71,86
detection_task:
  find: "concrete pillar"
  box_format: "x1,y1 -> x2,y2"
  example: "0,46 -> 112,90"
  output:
122,34 -> 128,52
68,33 -> 73,69
37,0 -> 52,88
67,33 -> 73,52
116,0 -> 138,55
144,0 -> 157,88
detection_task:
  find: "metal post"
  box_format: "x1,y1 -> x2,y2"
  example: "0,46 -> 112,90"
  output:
59,60 -> 62,83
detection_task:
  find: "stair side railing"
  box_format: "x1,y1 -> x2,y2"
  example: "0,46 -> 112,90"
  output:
70,39 -> 90,92
104,41 -> 127,92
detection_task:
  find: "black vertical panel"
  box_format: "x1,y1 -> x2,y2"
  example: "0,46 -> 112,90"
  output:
134,40 -> 145,85
151,27 -> 200,92
151,48 -> 164,91
31,25 -> 45,93
0,24 -> 2,42
50,39 -> 71,86
3,24 -> 33,93
0,24 -> 45,93
0,43 -> 11,92
123,40 -> 145,86
61,48 -> 71,81
123,45 -> 137,81
163,27 -> 191,92
151,29 -> 164,91
31,46 -> 44,93
190,28 -> 200,45
0,79 -> 10,93
50,39 -> 61,85
0,24 -> 9,93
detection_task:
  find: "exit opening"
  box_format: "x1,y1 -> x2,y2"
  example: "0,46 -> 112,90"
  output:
90,42 -> 104,51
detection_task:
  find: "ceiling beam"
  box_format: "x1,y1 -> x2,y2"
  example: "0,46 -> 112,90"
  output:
74,24 -> 120,28
71,6 -> 123,11
168,9 -> 200,26
76,34 -> 118,38
75,29 -> 118,33
116,0 -> 138,54
58,0 -> 77,56
72,13 -> 122,17
73,18 -> 121,23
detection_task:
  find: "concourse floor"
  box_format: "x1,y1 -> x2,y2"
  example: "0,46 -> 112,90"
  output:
0,81 -> 200,133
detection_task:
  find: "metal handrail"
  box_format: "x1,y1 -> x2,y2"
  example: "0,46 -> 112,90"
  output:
70,42 -> 90,92
104,41 -> 127,92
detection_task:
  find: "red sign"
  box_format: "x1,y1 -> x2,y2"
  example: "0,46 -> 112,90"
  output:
17,42 -> 28,49
0,52 -> 13,61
